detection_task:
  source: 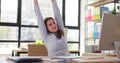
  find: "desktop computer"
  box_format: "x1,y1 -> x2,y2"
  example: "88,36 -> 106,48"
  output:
99,13 -> 120,58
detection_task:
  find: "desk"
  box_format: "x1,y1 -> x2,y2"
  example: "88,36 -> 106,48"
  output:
69,50 -> 80,56
12,49 -> 28,56
82,53 -> 117,57
12,49 -> 80,56
2,56 -> 120,63
73,56 -> 120,63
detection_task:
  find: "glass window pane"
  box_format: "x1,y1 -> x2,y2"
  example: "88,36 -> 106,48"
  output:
0,42 -> 17,48
21,0 -> 37,25
65,0 -> 78,26
67,29 -> 79,41
68,43 -> 79,50
1,0 -> 17,23
0,42 -> 17,54
0,26 -> 18,40
21,27 -> 42,41
20,42 -> 34,49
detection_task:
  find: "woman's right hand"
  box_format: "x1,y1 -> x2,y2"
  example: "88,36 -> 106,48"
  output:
51,0 -> 55,2
34,0 -> 38,5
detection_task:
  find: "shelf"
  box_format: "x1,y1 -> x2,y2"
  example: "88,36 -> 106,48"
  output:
85,37 -> 95,40
87,0 -> 114,7
85,19 -> 101,23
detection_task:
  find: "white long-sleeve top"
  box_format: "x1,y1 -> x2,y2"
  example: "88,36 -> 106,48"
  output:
34,0 -> 70,56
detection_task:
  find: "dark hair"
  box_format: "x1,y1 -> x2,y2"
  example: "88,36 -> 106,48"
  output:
44,17 -> 64,38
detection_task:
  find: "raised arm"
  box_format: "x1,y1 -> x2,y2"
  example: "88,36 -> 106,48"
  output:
51,0 -> 64,30
34,0 -> 48,40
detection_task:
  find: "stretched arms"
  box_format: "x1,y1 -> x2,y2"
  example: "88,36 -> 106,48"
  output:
51,0 -> 64,30
34,0 -> 48,40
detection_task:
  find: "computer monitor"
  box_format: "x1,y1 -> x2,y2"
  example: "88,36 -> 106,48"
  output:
99,13 -> 120,51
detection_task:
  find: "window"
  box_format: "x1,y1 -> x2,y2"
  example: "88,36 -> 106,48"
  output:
21,27 -> 41,41
64,0 -> 80,51
67,29 -> 79,42
0,0 -> 18,54
1,0 -> 17,23
68,43 -> 79,50
0,42 -> 17,54
65,0 -> 79,27
0,26 -> 18,40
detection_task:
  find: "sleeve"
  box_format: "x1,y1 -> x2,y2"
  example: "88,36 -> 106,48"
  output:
51,0 -> 64,30
34,5 -> 48,40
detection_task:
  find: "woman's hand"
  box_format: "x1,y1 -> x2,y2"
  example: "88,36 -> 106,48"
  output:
51,0 -> 55,2
34,0 -> 38,5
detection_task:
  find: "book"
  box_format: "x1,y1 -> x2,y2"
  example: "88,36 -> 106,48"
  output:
94,22 -> 101,38
100,6 -> 109,18
93,7 -> 101,21
7,57 -> 43,63
85,9 -> 92,22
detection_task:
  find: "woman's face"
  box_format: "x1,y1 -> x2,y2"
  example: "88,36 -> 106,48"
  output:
46,19 -> 58,33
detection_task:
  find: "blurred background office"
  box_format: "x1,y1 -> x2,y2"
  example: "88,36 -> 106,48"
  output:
0,0 -> 80,56
0,0 -> 119,56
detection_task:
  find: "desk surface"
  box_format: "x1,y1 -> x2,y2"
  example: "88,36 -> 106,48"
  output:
12,49 -> 80,56
2,56 -> 120,63
13,49 -> 80,52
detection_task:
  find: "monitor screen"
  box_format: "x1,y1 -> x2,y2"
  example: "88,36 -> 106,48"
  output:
99,13 -> 120,50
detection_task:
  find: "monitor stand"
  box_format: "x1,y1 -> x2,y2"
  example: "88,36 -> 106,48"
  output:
114,41 -> 120,59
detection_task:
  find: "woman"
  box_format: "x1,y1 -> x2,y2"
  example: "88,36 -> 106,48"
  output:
34,0 -> 70,56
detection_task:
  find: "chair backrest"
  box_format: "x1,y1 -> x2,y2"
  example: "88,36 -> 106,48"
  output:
28,44 -> 48,56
